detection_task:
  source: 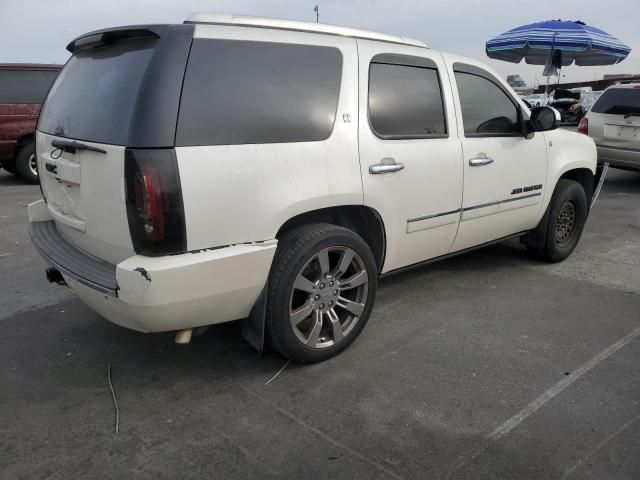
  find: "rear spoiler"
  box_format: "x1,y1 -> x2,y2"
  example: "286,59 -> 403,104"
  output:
66,25 -> 166,53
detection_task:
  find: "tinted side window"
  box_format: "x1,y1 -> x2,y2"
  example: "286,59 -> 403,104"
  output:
176,39 -> 343,146
591,88 -> 640,115
0,70 -> 59,104
368,62 -> 446,138
455,72 -> 519,136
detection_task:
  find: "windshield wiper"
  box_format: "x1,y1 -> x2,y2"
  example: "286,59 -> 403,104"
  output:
623,112 -> 640,119
51,139 -> 106,154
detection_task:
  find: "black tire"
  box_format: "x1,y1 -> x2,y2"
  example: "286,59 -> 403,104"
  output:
266,223 -> 378,363
529,179 -> 588,262
1,162 -> 17,174
15,141 -> 38,184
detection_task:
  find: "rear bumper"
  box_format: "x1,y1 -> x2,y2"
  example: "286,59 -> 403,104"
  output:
596,145 -> 640,170
28,200 -> 277,333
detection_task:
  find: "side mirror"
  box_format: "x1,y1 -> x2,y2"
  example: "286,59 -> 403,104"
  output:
529,106 -> 560,133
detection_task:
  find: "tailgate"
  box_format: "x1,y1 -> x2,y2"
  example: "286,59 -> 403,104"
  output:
36,132 -> 133,264
35,24 -> 193,264
602,118 -> 640,149
590,86 -> 640,149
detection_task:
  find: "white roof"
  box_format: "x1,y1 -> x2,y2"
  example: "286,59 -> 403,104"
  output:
185,13 -> 427,48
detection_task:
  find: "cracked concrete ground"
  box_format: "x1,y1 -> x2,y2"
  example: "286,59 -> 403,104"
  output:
1,168 -> 638,480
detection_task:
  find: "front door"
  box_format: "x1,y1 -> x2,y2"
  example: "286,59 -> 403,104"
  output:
357,40 -> 464,273
445,60 -> 548,252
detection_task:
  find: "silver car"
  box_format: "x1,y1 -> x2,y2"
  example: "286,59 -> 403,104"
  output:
580,84 -> 640,170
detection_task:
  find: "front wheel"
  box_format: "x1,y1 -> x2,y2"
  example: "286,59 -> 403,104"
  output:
266,224 -> 378,363
529,179 -> 588,262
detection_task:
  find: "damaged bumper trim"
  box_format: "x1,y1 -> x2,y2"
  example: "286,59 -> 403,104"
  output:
29,220 -> 118,297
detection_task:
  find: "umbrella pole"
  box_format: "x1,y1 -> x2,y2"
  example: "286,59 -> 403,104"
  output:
557,65 -> 562,86
545,73 -> 551,94
544,35 -> 557,95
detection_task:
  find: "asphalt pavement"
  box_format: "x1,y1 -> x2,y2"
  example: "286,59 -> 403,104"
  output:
1,167 -> 639,480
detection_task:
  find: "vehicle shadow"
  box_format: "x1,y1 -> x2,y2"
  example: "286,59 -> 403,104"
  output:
1,298 -> 287,393
1,290 -> 571,480
603,168 -> 640,194
0,170 -> 30,187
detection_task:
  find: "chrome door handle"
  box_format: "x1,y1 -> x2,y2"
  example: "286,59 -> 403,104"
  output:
469,153 -> 494,167
369,159 -> 405,174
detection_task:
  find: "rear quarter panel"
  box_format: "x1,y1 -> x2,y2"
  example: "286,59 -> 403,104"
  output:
176,26 -> 362,250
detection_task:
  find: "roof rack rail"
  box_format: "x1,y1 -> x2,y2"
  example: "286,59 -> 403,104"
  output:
185,13 -> 427,48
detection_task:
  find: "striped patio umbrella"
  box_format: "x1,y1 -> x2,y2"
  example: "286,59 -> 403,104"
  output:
486,20 -> 631,67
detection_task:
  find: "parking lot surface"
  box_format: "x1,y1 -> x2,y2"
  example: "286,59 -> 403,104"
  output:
1,168 -> 639,479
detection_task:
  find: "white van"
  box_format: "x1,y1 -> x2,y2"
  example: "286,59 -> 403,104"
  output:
29,14 -> 603,362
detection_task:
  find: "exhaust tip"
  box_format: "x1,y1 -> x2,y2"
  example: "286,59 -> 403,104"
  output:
45,267 -> 66,285
175,329 -> 193,345
175,328 -> 193,345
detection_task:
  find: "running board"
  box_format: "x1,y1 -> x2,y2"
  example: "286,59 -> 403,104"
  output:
379,232 -> 527,280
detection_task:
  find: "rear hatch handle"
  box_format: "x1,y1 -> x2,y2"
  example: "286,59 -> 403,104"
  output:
51,139 -> 107,155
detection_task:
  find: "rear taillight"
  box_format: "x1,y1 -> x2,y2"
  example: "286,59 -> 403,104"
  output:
125,148 -> 186,255
577,117 -> 589,135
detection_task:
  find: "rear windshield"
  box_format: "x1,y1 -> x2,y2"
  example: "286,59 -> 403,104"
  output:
38,38 -> 157,145
591,88 -> 640,115
0,70 -> 59,104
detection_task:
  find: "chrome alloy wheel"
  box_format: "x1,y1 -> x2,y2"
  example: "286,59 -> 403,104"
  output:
28,153 -> 38,177
555,200 -> 576,245
289,246 -> 369,349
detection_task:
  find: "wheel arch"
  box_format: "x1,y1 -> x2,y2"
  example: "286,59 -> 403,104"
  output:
524,168 -> 594,250
15,132 -> 35,152
559,168 -> 594,203
275,205 -> 387,274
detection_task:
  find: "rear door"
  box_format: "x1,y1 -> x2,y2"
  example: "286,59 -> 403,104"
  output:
36,25 -> 192,264
588,86 -> 640,149
357,41 -> 463,272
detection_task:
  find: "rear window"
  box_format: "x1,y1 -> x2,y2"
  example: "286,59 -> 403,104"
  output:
591,88 -> 640,115
176,39 -> 343,146
368,62 -> 446,138
0,70 -> 59,104
38,38 -> 158,145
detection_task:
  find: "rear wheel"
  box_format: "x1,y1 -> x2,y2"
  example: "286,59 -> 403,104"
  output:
15,141 -> 38,184
529,179 -> 588,262
266,224 -> 377,363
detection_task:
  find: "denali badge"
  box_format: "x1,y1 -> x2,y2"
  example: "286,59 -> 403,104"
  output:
511,184 -> 542,195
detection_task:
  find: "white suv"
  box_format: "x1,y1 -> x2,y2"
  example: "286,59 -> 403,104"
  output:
579,83 -> 640,171
29,14 -> 603,362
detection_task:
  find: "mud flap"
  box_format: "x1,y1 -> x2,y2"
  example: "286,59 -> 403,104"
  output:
241,283 -> 267,353
521,206 -> 551,249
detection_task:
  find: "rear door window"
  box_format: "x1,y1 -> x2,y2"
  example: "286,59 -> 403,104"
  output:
176,39 -> 343,146
591,88 -> 640,115
38,38 -> 158,145
0,70 -> 59,104
368,62 -> 446,138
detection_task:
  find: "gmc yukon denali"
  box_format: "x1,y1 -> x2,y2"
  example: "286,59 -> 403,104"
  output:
28,14 -> 605,362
